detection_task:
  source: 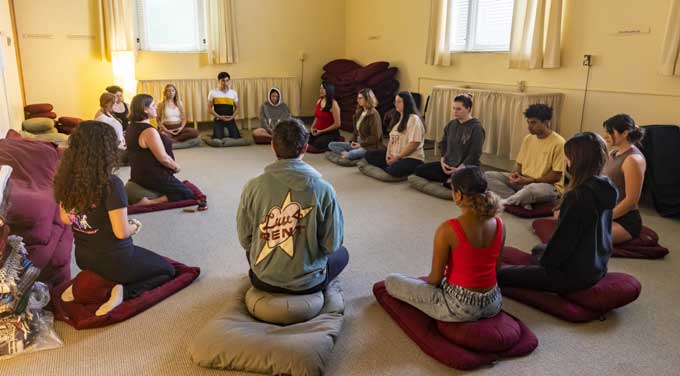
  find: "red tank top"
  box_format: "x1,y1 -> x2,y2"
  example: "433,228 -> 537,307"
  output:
314,100 -> 334,130
445,217 -> 503,289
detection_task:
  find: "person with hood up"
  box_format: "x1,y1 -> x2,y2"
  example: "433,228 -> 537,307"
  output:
237,119 -> 348,294
498,132 -> 618,293
253,87 -> 292,143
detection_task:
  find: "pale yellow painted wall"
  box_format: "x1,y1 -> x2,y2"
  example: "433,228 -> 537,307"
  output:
345,0 -> 680,139
15,0 -> 345,119
0,0 -> 24,135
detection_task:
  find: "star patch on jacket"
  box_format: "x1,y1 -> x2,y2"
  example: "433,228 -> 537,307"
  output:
256,191 -> 313,264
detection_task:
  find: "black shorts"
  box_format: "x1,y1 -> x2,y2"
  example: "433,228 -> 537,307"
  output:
614,209 -> 642,239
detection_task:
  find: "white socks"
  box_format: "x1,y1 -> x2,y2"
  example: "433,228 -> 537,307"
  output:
95,284 -> 124,316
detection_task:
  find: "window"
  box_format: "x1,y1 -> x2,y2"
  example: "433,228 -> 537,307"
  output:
449,0 -> 514,52
135,0 -> 207,52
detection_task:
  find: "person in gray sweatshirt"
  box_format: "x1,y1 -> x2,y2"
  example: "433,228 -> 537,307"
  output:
253,87 -> 292,141
414,94 -> 485,187
237,119 -> 348,294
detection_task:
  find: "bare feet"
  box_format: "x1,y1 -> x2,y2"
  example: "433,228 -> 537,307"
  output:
61,285 -> 74,302
135,196 -> 169,206
95,284 -> 124,316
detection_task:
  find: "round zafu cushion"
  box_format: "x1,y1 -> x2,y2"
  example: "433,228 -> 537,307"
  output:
26,111 -> 57,120
436,312 -> 522,353
24,103 -> 53,114
172,137 -> 201,149
325,151 -> 359,167
245,286 -> 325,325
563,273 -> 642,312
253,133 -> 272,145
357,160 -> 408,182
125,180 -> 161,205
58,116 -> 82,128
22,117 -> 56,133
323,59 -> 361,74
408,175 -> 452,200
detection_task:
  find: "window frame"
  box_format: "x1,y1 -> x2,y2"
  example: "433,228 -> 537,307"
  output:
134,0 -> 208,53
450,0 -> 513,53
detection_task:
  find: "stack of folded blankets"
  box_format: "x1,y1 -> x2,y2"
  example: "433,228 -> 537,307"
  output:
321,59 -> 399,132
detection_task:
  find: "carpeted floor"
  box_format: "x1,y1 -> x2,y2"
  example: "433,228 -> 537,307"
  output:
4,136 -> 680,375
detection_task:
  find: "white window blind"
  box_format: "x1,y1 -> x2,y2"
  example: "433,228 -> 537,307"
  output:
449,0 -> 514,52
135,0 -> 207,52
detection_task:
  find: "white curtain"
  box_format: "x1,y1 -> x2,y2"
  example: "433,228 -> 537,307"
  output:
659,0 -> 680,76
508,0 -> 562,69
206,0 -> 240,64
425,0 -> 455,66
99,0 -> 136,100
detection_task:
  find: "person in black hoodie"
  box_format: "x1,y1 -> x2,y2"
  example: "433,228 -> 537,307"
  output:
498,132 -> 618,293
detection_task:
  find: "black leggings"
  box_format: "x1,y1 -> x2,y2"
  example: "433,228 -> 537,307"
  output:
365,149 -> 424,178
414,161 -> 449,183
249,246 -> 349,295
75,245 -> 176,300
213,120 -> 241,139
308,130 -> 340,151
135,175 -> 195,202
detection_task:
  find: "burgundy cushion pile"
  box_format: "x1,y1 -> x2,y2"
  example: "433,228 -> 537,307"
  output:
57,116 -> 83,135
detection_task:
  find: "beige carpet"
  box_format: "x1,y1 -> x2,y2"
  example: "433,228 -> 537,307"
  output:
4,139 -> 680,376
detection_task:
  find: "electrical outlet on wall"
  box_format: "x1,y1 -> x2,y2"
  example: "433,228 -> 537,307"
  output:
583,54 -> 592,67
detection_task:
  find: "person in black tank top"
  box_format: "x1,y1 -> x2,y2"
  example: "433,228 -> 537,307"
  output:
125,94 -> 201,206
54,121 -> 176,315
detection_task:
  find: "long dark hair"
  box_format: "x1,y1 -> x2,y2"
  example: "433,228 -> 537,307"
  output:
563,132 -> 608,194
54,121 -> 119,214
602,114 -> 644,144
321,81 -> 335,112
130,94 -> 154,122
395,91 -> 420,133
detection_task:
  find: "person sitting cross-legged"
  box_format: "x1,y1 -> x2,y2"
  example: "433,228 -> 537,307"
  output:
328,88 -> 383,160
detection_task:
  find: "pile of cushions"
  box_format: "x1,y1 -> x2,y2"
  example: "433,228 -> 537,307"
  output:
24,103 -> 81,137
322,59 -> 399,132
24,103 -> 56,121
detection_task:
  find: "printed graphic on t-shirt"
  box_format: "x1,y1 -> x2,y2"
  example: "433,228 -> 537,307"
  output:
69,213 -> 98,235
255,191 -> 313,265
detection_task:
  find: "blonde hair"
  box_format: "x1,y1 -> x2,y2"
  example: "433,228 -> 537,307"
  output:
163,84 -> 180,105
99,92 -> 116,109
467,191 -> 503,220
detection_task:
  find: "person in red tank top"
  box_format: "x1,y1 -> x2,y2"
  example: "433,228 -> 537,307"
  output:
384,167 -> 505,322
308,82 -> 341,151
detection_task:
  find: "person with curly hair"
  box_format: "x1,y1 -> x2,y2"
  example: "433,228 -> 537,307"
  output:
54,121 -> 176,315
384,166 -> 505,322
125,93 -> 204,208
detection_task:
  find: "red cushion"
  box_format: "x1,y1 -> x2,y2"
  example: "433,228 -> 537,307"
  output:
365,67 -> 399,87
373,280 -> 537,370
500,247 -> 641,322
7,190 -> 56,242
51,258 -> 200,330
253,134 -> 272,145
26,111 -> 57,120
24,103 -> 54,114
504,202 -> 556,218
58,116 -> 83,127
532,219 -> 669,259
323,59 -> 361,74
72,270 -> 117,304
355,61 -> 390,83
127,180 -> 206,215
436,312 -> 521,352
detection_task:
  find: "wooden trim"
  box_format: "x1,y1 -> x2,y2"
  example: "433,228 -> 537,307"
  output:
8,0 -> 26,107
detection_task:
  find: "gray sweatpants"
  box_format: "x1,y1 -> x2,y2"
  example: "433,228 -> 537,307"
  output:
485,171 -> 558,207
384,273 -> 502,322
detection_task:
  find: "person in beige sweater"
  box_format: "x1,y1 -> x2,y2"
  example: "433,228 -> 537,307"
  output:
328,88 -> 383,160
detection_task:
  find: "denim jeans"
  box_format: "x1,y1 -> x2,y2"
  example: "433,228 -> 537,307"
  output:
485,171 -> 559,208
328,142 -> 367,160
384,273 -> 502,322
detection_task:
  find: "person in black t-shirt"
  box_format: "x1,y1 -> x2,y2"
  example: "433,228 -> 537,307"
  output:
54,121 -> 176,316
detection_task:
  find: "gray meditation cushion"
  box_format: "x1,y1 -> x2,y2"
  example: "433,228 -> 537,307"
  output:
325,151 -> 359,167
125,180 -> 161,205
201,134 -> 251,147
408,175 -> 453,200
172,137 -> 201,149
357,159 -> 408,182
22,117 -> 55,133
245,287 -> 325,325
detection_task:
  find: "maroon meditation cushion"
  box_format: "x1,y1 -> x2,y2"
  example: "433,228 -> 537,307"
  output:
24,103 -> 54,114
501,247 -> 642,322
355,61 -> 390,83
504,202 -> 556,218
51,258 -> 200,330
365,67 -> 399,87
26,111 -> 57,120
58,116 -> 83,128
323,59 -> 362,74
253,133 -> 272,145
532,219 -> 669,259
373,279 -> 537,370
127,180 -> 206,215
72,270 -> 117,305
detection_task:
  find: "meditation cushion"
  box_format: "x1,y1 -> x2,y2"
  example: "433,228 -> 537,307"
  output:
32,132 -> 68,145
171,137 -> 200,150
57,117 -> 82,135
22,117 -> 56,133
365,67 -> 399,87
358,160 -> 408,182
355,61 -> 390,83
373,280 -> 537,370
501,247 -> 642,322
532,219 -> 669,259
125,180 -> 161,205
189,277 -> 344,376
323,59 -> 361,74
408,175 -> 452,200
245,287 -> 324,325
24,103 -> 53,114
26,111 -> 57,120
127,180 -> 206,215
51,258 -> 200,330
504,202 -> 556,218
325,151 -> 359,167
201,134 -> 251,147
253,133 -> 272,145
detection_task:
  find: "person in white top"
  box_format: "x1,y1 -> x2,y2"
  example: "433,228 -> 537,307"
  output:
156,84 -> 199,144
364,92 -> 425,177
95,92 -> 127,164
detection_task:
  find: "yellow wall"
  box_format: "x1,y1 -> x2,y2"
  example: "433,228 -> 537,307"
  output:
15,0 -> 346,118
345,0 -> 680,139
0,0 -> 24,135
